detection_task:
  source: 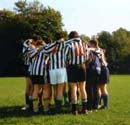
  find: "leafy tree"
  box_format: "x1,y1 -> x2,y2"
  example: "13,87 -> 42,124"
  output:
98,28 -> 130,73
0,0 -> 65,76
14,0 -> 27,15
97,31 -> 117,73
14,0 -> 63,40
111,28 -> 130,73
80,34 -> 90,42
112,28 -> 130,57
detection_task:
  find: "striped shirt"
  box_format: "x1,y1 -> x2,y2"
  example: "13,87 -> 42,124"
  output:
65,38 -> 88,65
22,39 -> 33,65
29,42 -> 58,75
29,49 -> 48,76
48,41 -> 67,69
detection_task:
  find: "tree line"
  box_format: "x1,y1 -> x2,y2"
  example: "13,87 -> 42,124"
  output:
0,0 -> 130,76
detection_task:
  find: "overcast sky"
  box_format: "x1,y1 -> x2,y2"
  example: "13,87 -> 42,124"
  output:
0,0 -> 130,37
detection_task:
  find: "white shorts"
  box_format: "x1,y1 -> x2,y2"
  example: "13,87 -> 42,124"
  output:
49,68 -> 68,85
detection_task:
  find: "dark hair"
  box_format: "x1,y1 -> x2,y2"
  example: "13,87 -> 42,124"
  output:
55,31 -> 65,40
32,35 -> 41,41
68,31 -> 79,39
43,36 -> 52,44
89,39 -> 99,48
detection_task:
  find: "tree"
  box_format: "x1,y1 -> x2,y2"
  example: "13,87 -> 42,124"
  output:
0,0 -> 65,76
97,31 -> 118,73
112,28 -> 130,57
14,0 -> 27,15
98,28 -> 130,73
80,34 -> 90,42
14,0 -> 64,40
111,28 -> 130,73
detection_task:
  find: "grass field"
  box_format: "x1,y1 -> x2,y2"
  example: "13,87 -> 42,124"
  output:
0,75 -> 130,125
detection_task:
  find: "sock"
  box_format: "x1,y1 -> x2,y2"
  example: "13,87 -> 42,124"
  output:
102,94 -> 109,108
55,99 -> 62,109
99,96 -> 102,106
43,98 -> 49,112
38,94 -> 43,107
25,94 -> 29,105
63,92 -> 68,104
32,98 -> 39,113
54,98 -> 57,105
72,103 -> 77,112
77,91 -> 80,103
82,99 -> 87,111
68,90 -> 71,104
28,96 -> 33,110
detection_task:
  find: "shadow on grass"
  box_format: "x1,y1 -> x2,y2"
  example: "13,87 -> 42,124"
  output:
0,105 -> 72,118
0,106 -> 33,118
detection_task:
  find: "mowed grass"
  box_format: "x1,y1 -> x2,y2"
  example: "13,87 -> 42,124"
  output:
0,75 -> 130,125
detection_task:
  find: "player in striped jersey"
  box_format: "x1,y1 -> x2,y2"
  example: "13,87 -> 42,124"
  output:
29,46 -> 50,113
29,38 -> 60,113
65,31 -> 88,115
21,36 -> 40,111
44,32 -> 68,112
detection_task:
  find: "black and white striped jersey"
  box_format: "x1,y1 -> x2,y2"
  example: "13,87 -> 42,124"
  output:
29,49 -> 48,76
22,39 -> 33,65
65,38 -> 88,65
29,42 -> 58,75
47,41 -> 67,69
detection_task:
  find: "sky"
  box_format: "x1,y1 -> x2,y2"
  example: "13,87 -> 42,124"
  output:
0,0 -> 130,37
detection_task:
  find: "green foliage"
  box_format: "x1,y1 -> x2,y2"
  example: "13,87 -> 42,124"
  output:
14,0 -> 27,14
35,7 -> 63,40
111,28 -> 130,73
13,0 -> 64,40
0,0 -> 64,40
0,1 -> 130,74
97,31 -> 117,72
98,28 -> 130,73
112,28 -> 130,57
0,1 -> 65,76
81,34 -> 90,42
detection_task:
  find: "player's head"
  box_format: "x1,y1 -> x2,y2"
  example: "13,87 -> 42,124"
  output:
55,31 -> 65,42
68,31 -> 79,39
43,36 -> 52,44
89,39 -> 99,48
32,35 -> 41,45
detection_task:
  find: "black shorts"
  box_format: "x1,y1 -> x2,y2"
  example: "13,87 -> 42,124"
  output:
24,65 -> 30,77
67,64 -> 86,83
30,67 -> 50,84
99,66 -> 110,84
30,75 -> 47,85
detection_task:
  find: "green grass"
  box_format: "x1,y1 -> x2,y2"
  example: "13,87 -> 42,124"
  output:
0,75 -> 130,125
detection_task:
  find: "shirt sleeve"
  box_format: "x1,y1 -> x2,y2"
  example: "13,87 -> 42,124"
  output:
28,48 -> 39,59
101,49 -> 108,66
42,42 -> 58,54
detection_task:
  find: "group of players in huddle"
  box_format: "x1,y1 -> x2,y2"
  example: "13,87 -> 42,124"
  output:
22,31 -> 109,115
